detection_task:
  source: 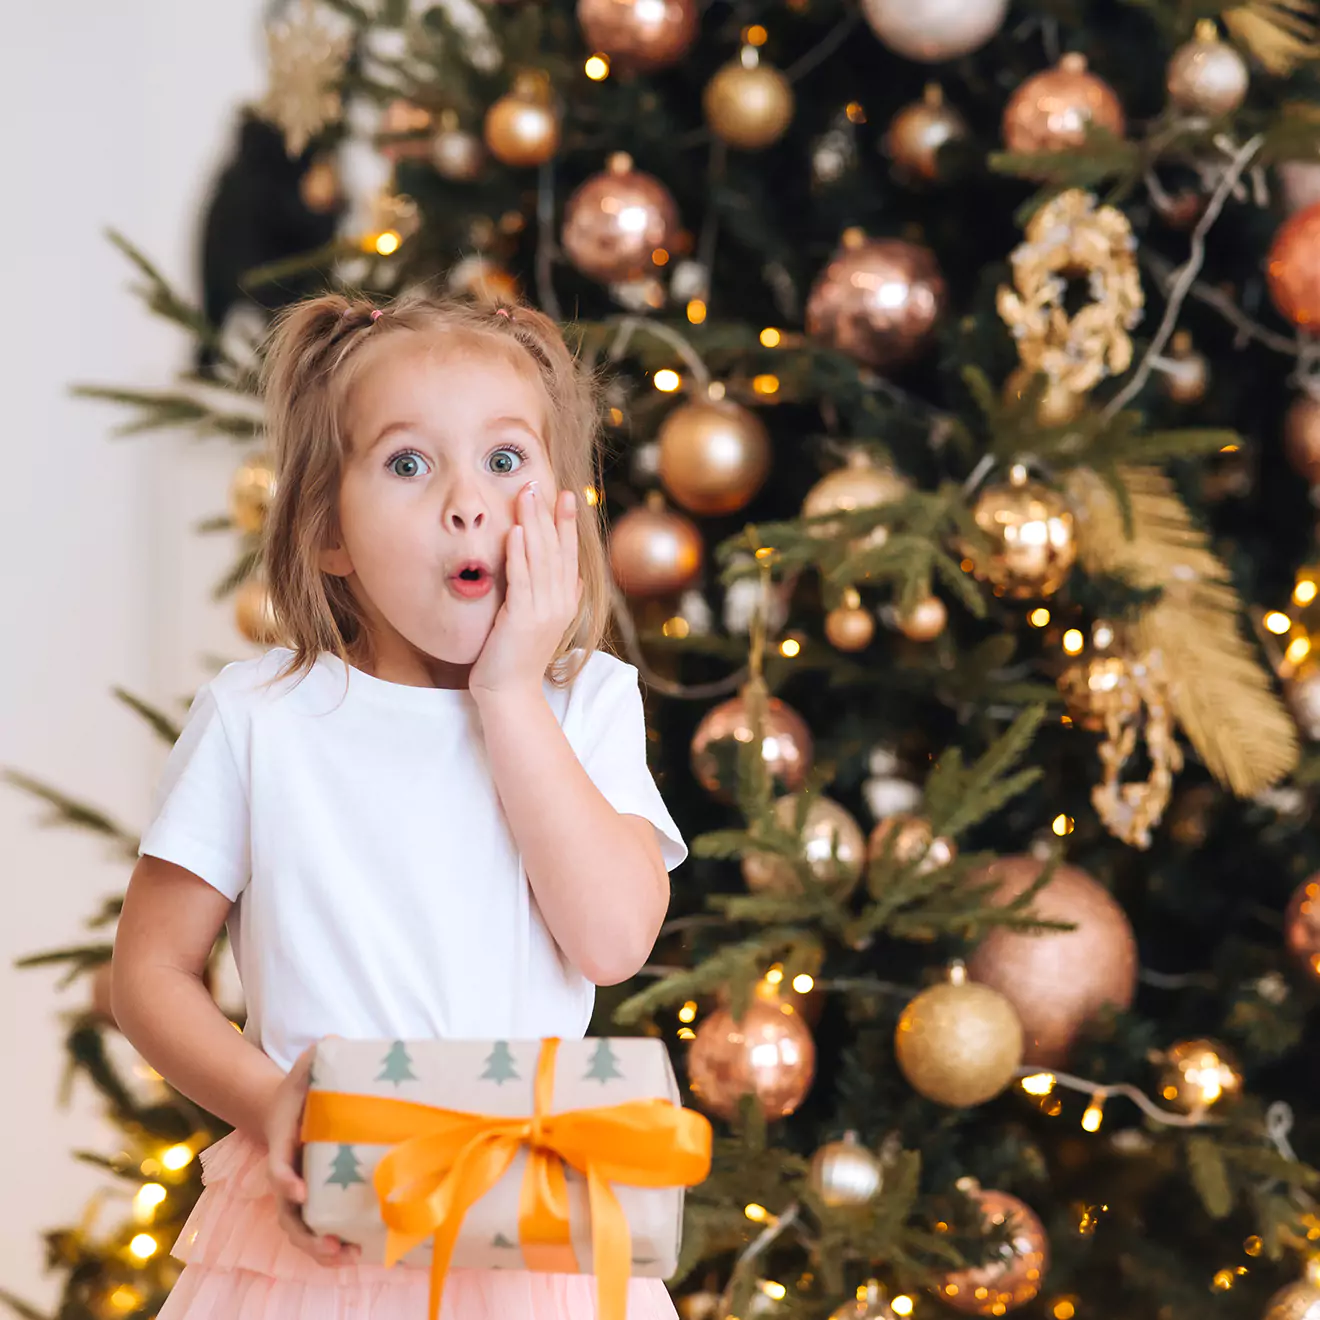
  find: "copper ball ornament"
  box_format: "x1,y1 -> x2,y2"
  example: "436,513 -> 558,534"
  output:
235,576 -> 280,645
742,793 -> 867,899
484,74 -> 560,168
229,452 -> 276,534
1268,200 -> 1320,328
691,690 -> 813,800
563,153 -> 679,283
936,1189 -> 1049,1314
1166,21 -> 1249,117
860,0 -> 1008,61
966,856 -> 1138,1067
896,594 -> 947,641
432,113 -> 485,181
576,0 -> 697,70
807,231 -> 947,370
657,398 -> 771,515
966,469 -> 1076,598
1285,876 -> 1320,976
687,997 -> 816,1121
1003,53 -> 1125,155
895,971 -> 1025,1107
704,50 -> 795,151
809,1132 -> 884,1208
825,599 -> 877,651
609,493 -> 703,597
1284,395 -> 1320,483
1157,1038 -> 1243,1113
887,84 -> 968,181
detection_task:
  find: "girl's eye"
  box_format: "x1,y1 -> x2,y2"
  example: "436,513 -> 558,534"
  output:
488,445 -> 528,475
387,450 -> 430,479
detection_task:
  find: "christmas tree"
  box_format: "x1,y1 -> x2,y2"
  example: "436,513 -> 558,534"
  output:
16,1 -> 1320,1318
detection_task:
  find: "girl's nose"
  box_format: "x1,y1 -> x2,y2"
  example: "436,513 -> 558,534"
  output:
442,485 -> 487,533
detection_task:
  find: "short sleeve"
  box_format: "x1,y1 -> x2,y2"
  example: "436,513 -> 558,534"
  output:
138,682 -> 251,901
574,658 -> 687,872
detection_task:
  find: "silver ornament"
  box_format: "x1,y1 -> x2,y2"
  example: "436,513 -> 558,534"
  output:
632,440 -> 662,481
868,744 -> 902,777
1166,23 -> 1249,117
670,259 -> 710,302
862,775 -> 923,821
860,0 -> 1007,62
678,588 -> 714,635
810,1131 -> 884,1207
723,571 -> 789,635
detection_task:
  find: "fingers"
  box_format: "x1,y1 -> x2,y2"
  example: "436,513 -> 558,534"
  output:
557,489 -> 580,603
275,1195 -> 360,1267
505,523 -> 531,611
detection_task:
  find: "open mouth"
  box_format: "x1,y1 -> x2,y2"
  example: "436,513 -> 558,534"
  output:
448,561 -> 494,600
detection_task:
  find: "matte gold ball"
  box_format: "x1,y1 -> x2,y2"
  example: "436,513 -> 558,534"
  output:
1003,53 -> 1125,155
967,472 -> 1076,598
1284,395 -> 1320,483
562,153 -> 679,283
609,495 -> 703,597
688,998 -> 816,1121
825,603 -> 876,652
802,452 -> 911,533
658,399 -> 770,515
704,55 -> 795,151
235,576 -> 280,645
1268,201 -> 1320,328
809,1132 -> 883,1207
936,1189 -> 1049,1314
895,977 -> 1024,1107
484,76 -> 560,168
229,452 -> 276,534
1157,1038 -> 1243,1113
897,595 -> 947,641
577,0 -> 698,70
691,691 -> 813,800
742,794 -> 867,899
887,84 -> 968,180
1166,23 -> 1249,117
1285,876 -> 1320,976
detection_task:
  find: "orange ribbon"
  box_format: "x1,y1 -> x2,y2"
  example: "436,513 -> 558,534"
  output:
301,1039 -> 712,1320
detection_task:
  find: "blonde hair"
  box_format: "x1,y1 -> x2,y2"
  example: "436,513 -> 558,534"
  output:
259,289 -> 611,686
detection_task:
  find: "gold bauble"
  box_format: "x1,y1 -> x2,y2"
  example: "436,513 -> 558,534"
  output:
742,794 -> 867,900
563,153 -> 679,283
299,156 -> 340,213
1269,201 -> 1320,328
1058,651 -> 1142,733
809,1132 -> 883,1208
609,493 -> 703,597
966,468 -> 1076,598
1166,21 -> 1249,117
887,84 -> 967,180
691,690 -> 813,801
860,0 -> 1008,61
867,813 -> 956,875
657,398 -> 770,515
377,98 -> 434,162
965,856 -> 1137,1067
703,50 -> 795,152
1161,330 -> 1209,404
687,997 -> 816,1121
229,452 -> 276,534
802,451 -> 911,537
830,1281 -> 897,1319
895,970 -> 1024,1108
576,0 -> 698,70
1284,395 -> 1320,483
896,594 -> 947,641
1264,1264 -> 1320,1320
483,74 -> 560,168
825,602 -> 876,652
936,1189 -> 1049,1314
1002,53 -> 1125,155
431,112 -> 484,181
1002,367 -> 1084,427
807,230 -> 946,370
235,576 -> 280,645
1285,876 -> 1320,977
1157,1037 -> 1243,1114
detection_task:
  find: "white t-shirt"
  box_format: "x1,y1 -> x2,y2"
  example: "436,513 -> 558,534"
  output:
138,647 -> 686,1073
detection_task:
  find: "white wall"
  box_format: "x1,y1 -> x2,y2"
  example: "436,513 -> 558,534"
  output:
1,3 -> 266,1303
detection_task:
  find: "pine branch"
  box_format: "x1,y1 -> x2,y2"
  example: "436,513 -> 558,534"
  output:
2,772 -> 139,858
1186,1134 -> 1234,1219
0,1291 -> 49,1320
71,386 -> 260,441
112,688 -> 182,745
105,230 -> 225,359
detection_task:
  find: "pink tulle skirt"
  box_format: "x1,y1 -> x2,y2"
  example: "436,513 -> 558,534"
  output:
159,1130 -> 680,1320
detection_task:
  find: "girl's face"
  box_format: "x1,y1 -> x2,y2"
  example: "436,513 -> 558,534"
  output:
324,333 -> 557,684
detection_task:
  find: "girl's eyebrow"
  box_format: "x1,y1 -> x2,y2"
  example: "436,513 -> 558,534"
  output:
485,416 -> 542,440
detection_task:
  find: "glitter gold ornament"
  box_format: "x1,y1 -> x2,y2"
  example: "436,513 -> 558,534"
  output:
742,793 -> 867,899
860,0 -> 1008,61
965,467 -> 1076,598
1269,200 -> 1320,327
577,0 -> 698,70
484,73 -> 560,168
966,857 -> 1138,1067
563,153 -> 679,283
1284,394 -> 1320,483
896,594 -> 947,641
936,1189 -> 1049,1314
1002,367 -> 1084,427
807,230 -> 946,370
658,398 -> 771,515
809,1132 -> 884,1208
1285,875 -> 1320,976
1156,1038 -> 1243,1113
803,451 -> 911,545
691,688 -> 813,800
826,594 -> 877,651
1166,20 -> 1250,116
431,111 -> 484,181
609,491 -> 703,597
887,84 -> 968,181
830,1281 -> 897,1319
896,964 -> 1024,1107
1002,53 -> 1125,155
260,0 -> 351,156
229,453 -> 276,535
867,813 -> 956,878
235,575 -> 280,645
377,98 -> 434,162
1161,330 -> 1209,404
704,48 -> 795,152
688,996 -> 816,1120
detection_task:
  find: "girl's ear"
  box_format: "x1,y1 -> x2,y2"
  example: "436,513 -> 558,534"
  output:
319,542 -> 353,577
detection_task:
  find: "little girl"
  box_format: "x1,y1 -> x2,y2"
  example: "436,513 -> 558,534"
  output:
112,292 -> 688,1319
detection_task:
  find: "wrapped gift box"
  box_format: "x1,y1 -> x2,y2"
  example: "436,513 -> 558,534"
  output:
301,1036 -> 705,1278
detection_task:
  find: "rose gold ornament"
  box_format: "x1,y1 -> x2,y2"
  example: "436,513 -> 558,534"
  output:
1156,1037 -> 1243,1113
966,466 -> 1076,598
432,110 -> 484,181
687,996 -> 816,1120
867,813 -> 956,879
825,591 -> 876,651
966,856 -> 1137,1067
609,491 -> 703,597
1002,53 -> 1125,155
887,84 -> 967,180
1284,394 -> 1320,483
235,575 -> 280,645
1268,201 -> 1320,328
484,73 -> 560,168
378,98 -> 435,162
563,153 -> 679,283
936,1189 -> 1049,1314
1166,21 -> 1249,117
691,689 -> 813,800
897,594 -> 947,641
576,0 -> 698,70
860,0 -> 1008,61
657,398 -> 770,515
703,48 -> 795,152
1286,875 -> 1320,976
1161,330 -> 1209,404
229,452 -> 276,534
807,230 -> 946,370
742,793 -> 867,899
1002,366 -> 1084,427
895,964 -> 1024,1107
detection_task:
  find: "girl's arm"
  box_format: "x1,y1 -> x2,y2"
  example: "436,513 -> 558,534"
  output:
475,689 -> 669,986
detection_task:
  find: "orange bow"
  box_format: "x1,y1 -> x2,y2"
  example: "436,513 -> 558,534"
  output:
301,1039 -> 712,1320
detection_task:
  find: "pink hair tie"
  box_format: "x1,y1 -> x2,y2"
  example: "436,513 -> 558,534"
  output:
370,309 -> 383,322
495,307 -> 511,319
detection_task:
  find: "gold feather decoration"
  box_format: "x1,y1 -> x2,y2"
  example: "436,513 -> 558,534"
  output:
1066,466 -> 1299,796
1224,0 -> 1320,75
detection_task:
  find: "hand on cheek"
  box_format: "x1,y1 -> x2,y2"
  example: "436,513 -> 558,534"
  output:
469,483 -> 583,699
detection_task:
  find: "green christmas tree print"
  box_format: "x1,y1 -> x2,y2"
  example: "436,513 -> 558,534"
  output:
583,1039 -> 623,1084
327,1144 -> 364,1189
376,1041 -> 417,1087
492,1232 -> 517,1249
481,1041 -> 519,1084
